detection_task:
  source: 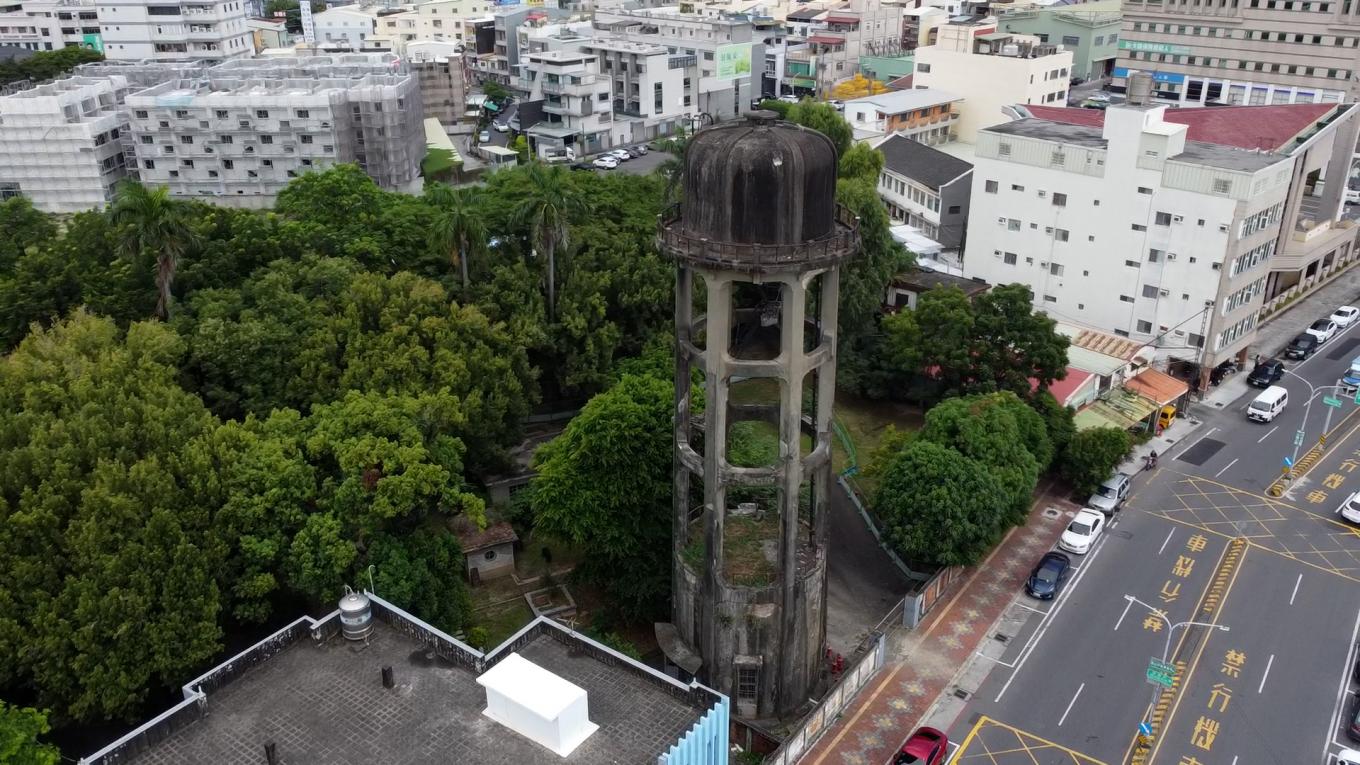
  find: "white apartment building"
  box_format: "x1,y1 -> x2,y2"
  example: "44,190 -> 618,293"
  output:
913,24 -> 1072,142
841,87 -> 961,143
520,48 -> 614,156
0,75 -> 133,211
876,133 -> 972,248
368,8 -> 417,53
592,7 -> 763,122
98,0 -> 251,60
963,96 -> 1360,371
0,0 -> 99,53
312,5 -> 378,50
415,0 -> 494,45
123,55 -> 422,207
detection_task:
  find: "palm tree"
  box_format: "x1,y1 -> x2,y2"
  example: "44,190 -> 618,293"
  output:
513,163 -> 588,320
426,183 -> 486,299
110,181 -> 198,320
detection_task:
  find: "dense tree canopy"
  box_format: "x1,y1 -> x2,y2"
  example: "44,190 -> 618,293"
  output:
0,701 -> 59,765
880,283 -> 1069,403
530,373 -> 675,621
0,46 -> 102,86
1059,427 -> 1133,496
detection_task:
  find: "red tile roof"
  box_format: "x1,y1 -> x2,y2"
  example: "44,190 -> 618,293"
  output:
1022,103 -> 1338,152
1030,367 -> 1094,408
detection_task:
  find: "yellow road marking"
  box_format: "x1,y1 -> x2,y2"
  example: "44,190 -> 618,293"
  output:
1144,542 -> 1249,764
953,715 -> 1107,764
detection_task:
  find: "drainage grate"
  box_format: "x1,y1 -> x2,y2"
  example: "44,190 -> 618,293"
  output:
994,633 -> 1010,644
953,688 -> 971,700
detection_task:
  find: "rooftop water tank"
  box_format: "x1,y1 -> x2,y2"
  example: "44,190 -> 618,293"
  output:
339,587 -> 373,641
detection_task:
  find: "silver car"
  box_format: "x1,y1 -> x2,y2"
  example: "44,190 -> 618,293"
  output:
1087,472 -> 1130,516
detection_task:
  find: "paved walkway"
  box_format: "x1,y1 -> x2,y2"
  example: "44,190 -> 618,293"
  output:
802,489 -> 1079,765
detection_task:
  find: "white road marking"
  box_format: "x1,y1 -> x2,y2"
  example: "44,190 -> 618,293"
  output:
1176,427 -> 1219,460
1059,682 -> 1084,727
1291,573 -> 1303,605
1015,602 -> 1047,614
1258,425 -> 1279,443
1259,653 -> 1275,694
1231,757 -> 1238,765
994,537 -> 1107,703
1114,597 -> 1134,632
1216,458 -> 1239,478
1329,609 -> 1360,755
1158,529 -> 1175,555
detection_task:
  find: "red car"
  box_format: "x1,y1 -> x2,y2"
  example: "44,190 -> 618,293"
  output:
895,726 -> 949,765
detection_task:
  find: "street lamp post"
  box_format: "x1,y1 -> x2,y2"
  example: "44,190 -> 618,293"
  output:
1123,595 -> 1229,740
1282,370 -> 1351,470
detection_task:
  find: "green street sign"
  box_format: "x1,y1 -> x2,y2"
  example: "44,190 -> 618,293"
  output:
1147,657 -> 1175,687
1147,668 -> 1175,687
1325,396 -> 1344,408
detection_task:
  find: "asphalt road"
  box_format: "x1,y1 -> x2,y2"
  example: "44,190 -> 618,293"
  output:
938,292 -> 1360,765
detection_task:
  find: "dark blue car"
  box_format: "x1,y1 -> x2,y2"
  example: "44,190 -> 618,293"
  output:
1025,551 -> 1072,600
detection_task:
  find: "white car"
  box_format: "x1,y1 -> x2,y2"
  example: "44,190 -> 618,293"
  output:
592,156 -> 619,170
1334,305 -> 1360,328
1307,318 -> 1339,344
1340,492 -> 1360,525
1347,188 -> 1360,205
1086,92 -> 1112,103
494,121 -> 509,133
1058,509 -> 1105,555
609,149 -> 632,161
478,130 -> 491,143
1339,749 -> 1360,765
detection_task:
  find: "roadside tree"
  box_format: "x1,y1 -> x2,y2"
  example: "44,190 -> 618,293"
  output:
1059,427 -> 1133,496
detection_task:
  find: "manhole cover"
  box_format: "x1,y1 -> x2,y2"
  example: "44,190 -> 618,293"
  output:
1042,507 -> 1062,519
953,688 -> 971,700
994,633 -> 1010,643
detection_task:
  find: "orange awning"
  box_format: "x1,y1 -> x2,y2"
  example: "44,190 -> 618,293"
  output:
1125,368 -> 1189,407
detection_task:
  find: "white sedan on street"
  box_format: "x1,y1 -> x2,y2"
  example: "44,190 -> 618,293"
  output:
609,149 -> 632,162
1058,509 -> 1105,555
1307,318 -> 1339,344
1333,305 -> 1360,328
592,156 -> 619,170
1340,492 -> 1360,525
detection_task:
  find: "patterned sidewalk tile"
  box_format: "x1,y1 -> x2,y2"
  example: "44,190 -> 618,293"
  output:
801,491 -> 1077,765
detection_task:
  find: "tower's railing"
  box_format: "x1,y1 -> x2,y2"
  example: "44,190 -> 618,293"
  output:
657,204 -> 860,273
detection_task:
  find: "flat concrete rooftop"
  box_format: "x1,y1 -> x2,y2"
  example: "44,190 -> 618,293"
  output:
126,623 -> 708,764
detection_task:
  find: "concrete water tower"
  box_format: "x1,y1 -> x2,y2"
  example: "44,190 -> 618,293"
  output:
658,111 -> 859,717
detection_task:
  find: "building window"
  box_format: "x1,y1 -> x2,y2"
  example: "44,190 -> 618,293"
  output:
1049,263 -> 1064,276
1052,192 -> 1067,207
1137,320 -> 1153,333
1143,285 -> 1161,298
1120,295 -> 1135,303
1149,249 -> 1163,262
1137,186 -> 1153,195
1154,211 -> 1172,226
143,160 -> 154,169
1007,219 -> 1021,231
917,62 -> 931,73
256,109 -> 269,118
216,109 -> 228,118
261,135 -> 273,144
179,135 -> 193,144
1125,260 -> 1139,267
140,135 -> 154,144
1044,294 -> 1058,302
220,135 -> 232,144
484,549 -> 497,561
737,666 -> 758,701
998,142 -> 1011,156
1011,184 -> 1024,191
297,109 -> 309,118
301,135 -> 313,144
1212,178 -> 1231,194
134,110 -> 148,119
985,180 -> 998,193
1004,252 -> 1018,265
1054,229 -> 1069,242
947,205 -> 961,214
223,159 -> 234,169
1132,224 -> 1147,231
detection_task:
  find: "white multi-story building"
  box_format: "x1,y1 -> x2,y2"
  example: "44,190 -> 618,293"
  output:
913,24 -> 1072,142
0,0 -> 103,53
97,0 -> 251,60
415,0 -> 493,45
519,48 -> 614,156
123,55 -> 422,206
876,133 -> 972,248
963,93 -> 1360,372
0,75 -> 133,211
311,5 -> 379,50
842,87 -> 962,143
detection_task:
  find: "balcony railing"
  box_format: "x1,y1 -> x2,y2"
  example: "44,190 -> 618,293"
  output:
656,204 -> 861,274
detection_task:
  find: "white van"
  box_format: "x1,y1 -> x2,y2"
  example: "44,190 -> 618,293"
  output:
1247,385 -> 1288,422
